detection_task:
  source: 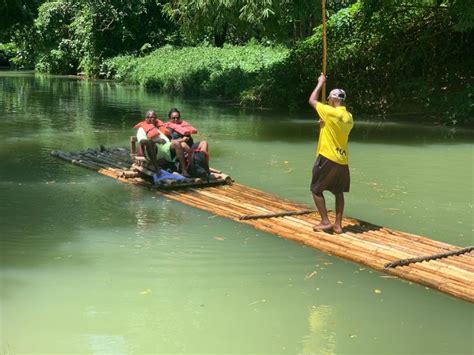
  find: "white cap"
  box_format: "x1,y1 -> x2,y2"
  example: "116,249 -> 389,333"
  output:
328,88 -> 346,100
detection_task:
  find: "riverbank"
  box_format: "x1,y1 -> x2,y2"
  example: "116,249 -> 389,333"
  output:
101,3 -> 473,126
102,44 -> 289,105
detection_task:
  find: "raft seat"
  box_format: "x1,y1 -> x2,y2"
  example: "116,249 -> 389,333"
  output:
128,136 -> 232,189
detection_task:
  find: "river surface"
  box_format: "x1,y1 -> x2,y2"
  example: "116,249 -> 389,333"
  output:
0,72 -> 473,354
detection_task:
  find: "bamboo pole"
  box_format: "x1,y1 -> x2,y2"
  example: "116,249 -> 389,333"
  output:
321,0 -> 327,102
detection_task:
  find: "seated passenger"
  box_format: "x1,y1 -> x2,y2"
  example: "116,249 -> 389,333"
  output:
134,110 -> 190,179
164,108 -> 208,153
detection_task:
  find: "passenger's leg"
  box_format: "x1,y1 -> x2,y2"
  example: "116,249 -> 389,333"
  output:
142,140 -> 161,173
181,142 -> 192,155
312,192 -> 332,231
171,141 -> 190,177
333,193 -> 344,234
198,140 -> 208,152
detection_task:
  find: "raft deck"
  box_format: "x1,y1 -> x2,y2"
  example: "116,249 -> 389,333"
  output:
51,147 -> 474,303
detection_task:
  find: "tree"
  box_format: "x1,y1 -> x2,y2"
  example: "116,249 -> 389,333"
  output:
0,0 -> 44,40
29,0 -> 179,74
360,0 -> 474,31
164,0 -> 327,46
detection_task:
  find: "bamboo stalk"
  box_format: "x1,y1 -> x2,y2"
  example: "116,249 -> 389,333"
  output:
184,189 -> 258,215
231,183 -> 306,206
105,150 -> 133,165
71,159 -> 101,171
210,172 -> 233,184
83,153 -> 126,170
212,187 -> 324,227
219,185 -> 308,211
239,209 -> 317,220
97,152 -> 132,167
163,190 -> 243,219
55,152 -> 105,172
130,136 -> 137,158
117,170 -> 140,178
380,227 -> 461,251
79,153 -> 119,169
132,164 -> 157,176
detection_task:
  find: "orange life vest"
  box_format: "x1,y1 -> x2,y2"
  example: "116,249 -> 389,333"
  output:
133,120 -> 163,140
164,120 -> 198,136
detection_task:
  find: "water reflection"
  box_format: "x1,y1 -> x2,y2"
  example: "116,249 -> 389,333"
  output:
302,304 -> 337,355
1,73 -> 472,149
87,334 -> 128,355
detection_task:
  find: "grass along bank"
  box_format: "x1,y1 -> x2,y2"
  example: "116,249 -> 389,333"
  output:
102,44 -> 289,102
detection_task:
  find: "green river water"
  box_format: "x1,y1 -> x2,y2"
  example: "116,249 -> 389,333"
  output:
0,72 -> 473,354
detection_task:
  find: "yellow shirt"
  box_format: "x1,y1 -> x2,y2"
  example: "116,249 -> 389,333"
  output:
314,102 -> 353,165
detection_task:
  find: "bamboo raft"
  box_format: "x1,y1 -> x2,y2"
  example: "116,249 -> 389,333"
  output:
51,147 -> 474,303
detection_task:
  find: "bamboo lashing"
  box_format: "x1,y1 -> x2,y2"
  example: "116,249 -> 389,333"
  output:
239,209 -> 317,220
384,246 -> 474,270
51,148 -> 474,303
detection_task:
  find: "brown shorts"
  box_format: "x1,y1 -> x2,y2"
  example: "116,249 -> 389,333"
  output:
310,155 -> 350,194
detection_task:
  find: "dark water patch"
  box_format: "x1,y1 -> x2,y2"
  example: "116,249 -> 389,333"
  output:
245,119 -> 474,145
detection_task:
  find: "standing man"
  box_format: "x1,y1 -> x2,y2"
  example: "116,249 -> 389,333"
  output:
308,74 -> 353,234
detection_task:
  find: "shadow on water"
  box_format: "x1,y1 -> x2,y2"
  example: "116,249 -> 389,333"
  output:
245,116 -> 474,145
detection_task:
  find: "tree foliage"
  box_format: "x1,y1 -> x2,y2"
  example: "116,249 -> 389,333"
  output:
163,0 -> 326,46
359,0 -> 474,31
8,0 -> 178,74
0,0 -> 44,39
102,43 -> 289,98
248,1 -> 473,123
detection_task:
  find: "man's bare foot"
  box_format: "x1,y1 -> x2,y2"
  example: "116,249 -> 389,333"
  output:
332,225 -> 343,234
313,223 -> 333,232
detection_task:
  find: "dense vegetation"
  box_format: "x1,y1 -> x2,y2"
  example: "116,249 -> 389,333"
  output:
102,44 -> 289,100
1,0 -> 473,125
